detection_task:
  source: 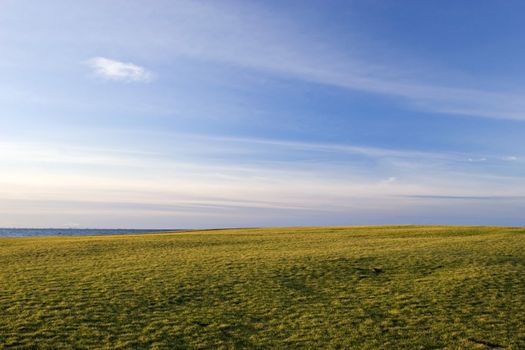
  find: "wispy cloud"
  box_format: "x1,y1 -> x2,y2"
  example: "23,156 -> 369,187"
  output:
7,1 -> 524,119
1,136 -> 525,228
123,0 -> 525,121
468,157 -> 487,162
401,195 -> 525,201
86,57 -> 152,82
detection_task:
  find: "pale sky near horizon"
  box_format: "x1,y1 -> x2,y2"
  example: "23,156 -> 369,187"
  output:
1,0 -> 525,228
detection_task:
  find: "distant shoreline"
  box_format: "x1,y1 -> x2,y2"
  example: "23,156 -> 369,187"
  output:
0,228 -> 182,238
1,224 -> 522,238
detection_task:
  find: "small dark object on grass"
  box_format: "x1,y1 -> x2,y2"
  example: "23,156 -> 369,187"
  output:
467,338 -> 504,349
372,267 -> 383,274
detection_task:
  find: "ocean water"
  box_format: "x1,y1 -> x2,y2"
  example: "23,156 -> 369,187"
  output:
0,228 -> 179,237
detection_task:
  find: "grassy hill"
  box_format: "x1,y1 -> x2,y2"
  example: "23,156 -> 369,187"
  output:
1,226 -> 524,349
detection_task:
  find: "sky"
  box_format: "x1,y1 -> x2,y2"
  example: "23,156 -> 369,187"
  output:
1,0 -> 525,228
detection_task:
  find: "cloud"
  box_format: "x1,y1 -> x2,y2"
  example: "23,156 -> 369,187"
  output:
131,1 -> 525,121
401,195 -> 525,201
194,134 -> 457,161
4,1 -> 525,120
2,136 -> 525,227
382,177 -> 397,184
86,57 -> 152,82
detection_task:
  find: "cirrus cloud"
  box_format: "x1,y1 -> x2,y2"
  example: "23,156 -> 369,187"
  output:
86,57 -> 152,82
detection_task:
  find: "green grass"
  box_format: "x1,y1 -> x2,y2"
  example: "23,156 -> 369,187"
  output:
1,226 -> 524,349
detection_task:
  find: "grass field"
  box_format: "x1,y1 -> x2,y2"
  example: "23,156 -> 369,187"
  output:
1,226 -> 524,349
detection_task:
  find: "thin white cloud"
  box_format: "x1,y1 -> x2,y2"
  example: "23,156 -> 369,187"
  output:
126,0 -> 525,121
2,136 -> 525,227
3,1 -> 525,120
468,157 -> 487,162
382,177 -> 397,184
86,57 -> 152,82
6,1 -> 524,119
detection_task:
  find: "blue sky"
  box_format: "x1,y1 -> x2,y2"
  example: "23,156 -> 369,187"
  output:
1,0 -> 525,228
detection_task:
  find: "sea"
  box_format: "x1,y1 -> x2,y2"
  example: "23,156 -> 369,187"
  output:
0,228 -> 179,238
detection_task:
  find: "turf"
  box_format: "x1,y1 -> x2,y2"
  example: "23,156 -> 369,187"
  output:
0,226 -> 524,349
